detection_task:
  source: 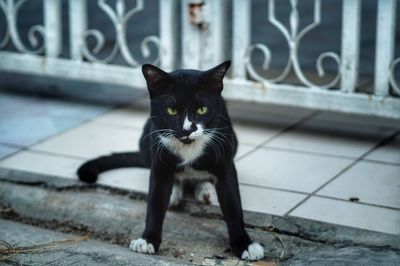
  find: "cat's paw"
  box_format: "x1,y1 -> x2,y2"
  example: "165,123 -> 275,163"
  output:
169,183 -> 183,208
129,238 -> 155,254
241,242 -> 264,261
195,181 -> 218,205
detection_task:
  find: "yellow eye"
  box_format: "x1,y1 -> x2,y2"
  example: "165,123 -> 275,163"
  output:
197,106 -> 208,115
167,107 -> 178,115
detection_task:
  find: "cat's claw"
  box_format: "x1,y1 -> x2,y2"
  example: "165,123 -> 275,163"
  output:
129,238 -> 155,254
241,242 -> 264,261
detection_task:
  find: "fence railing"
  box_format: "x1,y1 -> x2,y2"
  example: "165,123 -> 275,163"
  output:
0,0 -> 399,119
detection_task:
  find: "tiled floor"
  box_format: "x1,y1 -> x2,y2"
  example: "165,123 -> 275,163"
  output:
0,92 -> 399,235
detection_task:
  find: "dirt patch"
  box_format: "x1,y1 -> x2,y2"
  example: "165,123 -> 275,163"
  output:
0,205 -> 131,246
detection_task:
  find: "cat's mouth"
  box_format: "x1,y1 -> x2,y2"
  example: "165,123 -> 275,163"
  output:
179,137 -> 195,145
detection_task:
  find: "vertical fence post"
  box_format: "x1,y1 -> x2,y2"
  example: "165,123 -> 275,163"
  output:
44,0 -> 62,57
69,0 -> 87,61
232,0 -> 250,79
159,0 -> 178,71
374,0 -> 397,97
340,0 -> 361,93
182,0 -> 202,69
181,0 -> 227,70
201,0 -> 228,69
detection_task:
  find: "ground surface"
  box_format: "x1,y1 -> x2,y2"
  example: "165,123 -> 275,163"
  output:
1,179 -> 399,265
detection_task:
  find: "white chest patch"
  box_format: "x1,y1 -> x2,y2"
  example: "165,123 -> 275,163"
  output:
160,134 -> 211,165
175,166 -> 215,181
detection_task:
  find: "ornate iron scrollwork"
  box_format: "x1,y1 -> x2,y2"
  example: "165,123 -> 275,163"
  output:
81,0 -> 159,67
245,0 -> 340,89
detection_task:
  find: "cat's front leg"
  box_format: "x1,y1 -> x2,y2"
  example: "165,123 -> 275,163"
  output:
214,162 -> 264,261
130,166 -> 175,254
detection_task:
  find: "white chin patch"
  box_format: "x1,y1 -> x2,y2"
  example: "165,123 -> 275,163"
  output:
160,125 -> 211,165
241,242 -> 264,261
129,238 -> 155,254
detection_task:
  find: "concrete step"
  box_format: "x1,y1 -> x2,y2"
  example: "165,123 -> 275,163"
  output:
0,219 -> 187,265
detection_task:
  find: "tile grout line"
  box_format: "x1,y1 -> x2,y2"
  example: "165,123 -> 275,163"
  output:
259,145 -> 400,166
91,120 -> 147,131
240,179 -> 400,212
258,145 -> 360,161
239,182 -> 309,196
235,110 -> 321,162
283,129 -> 400,217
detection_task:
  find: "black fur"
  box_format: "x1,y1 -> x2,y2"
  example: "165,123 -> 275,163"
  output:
77,61 -> 261,259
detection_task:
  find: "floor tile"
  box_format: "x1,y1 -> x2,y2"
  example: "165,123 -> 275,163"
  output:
0,145 -> 20,160
235,143 -> 256,159
93,106 -> 150,129
31,122 -> 143,159
233,122 -> 281,146
290,196 -> 400,235
317,161 -> 400,209
97,168 -> 150,194
236,148 -> 352,193
0,92 -> 110,146
365,135 -> 400,164
0,150 -> 84,179
266,115 -> 395,158
239,185 -> 307,216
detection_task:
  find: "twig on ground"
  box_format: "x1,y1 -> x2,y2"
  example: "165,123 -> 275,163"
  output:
272,232 -> 286,259
0,235 -> 88,261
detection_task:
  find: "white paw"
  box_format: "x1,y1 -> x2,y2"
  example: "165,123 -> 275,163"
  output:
195,181 -> 218,205
241,242 -> 264,261
129,238 -> 155,254
169,183 -> 183,207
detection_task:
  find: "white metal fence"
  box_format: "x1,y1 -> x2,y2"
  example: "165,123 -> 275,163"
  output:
0,0 -> 399,118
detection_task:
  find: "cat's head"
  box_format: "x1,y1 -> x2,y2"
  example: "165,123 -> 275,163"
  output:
142,61 -> 230,145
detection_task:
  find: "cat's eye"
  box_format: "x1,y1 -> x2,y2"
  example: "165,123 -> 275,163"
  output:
166,107 -> 178,115
196,106 -> 208,115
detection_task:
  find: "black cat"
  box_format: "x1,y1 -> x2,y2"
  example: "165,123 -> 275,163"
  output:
77,61 -> 264,261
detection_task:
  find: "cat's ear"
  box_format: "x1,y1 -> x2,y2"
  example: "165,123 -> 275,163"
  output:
204,61 -> 231,92
142,64 -> 171,95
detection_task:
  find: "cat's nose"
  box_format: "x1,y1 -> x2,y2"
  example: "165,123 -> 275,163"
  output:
182,116 -> 197,136
183,123 -> 197,136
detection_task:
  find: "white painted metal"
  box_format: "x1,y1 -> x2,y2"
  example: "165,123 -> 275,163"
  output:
223,79 -> 400,119
79,0 -> 159,66
374,0 -> 397,96
181,0 -> 227,70
69,0 -> 87,61
340,0 -> 361,93
0,51 -> 146,88
159,0 -> 179,71
232,0 -> 250,79
1,0 -> 45,54
201,0 -> 228,69
0,0 -> 399,119
244,0 -> 341,89
181,0 -> 203,69
389,58 -> 400,95
44,0 -> 62,57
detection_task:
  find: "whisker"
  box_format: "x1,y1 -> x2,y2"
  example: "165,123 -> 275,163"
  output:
217,114 -> 232,123
141,129 -> 174,144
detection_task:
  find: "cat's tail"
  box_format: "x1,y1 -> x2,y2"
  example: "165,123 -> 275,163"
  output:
77,152 -> 147,184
